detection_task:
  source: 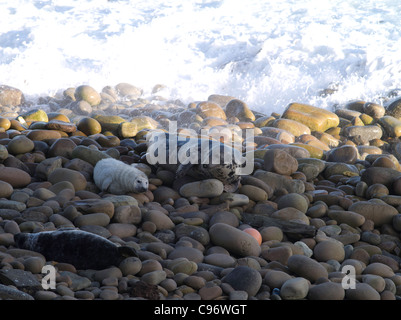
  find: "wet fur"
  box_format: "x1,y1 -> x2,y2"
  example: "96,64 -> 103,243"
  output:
14,229 -> 137,270
94,158 -> 149,194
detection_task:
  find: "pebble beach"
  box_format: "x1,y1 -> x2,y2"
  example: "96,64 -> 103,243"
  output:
1,82 -> 401,301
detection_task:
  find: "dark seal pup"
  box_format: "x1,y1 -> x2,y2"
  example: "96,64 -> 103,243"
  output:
146,133 -> 245,192
14,229 -> 137,270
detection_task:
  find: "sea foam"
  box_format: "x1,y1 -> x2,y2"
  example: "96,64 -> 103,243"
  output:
1,0 -> 401,114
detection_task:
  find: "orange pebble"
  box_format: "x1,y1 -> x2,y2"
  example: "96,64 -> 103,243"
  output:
243,228 -> 262,245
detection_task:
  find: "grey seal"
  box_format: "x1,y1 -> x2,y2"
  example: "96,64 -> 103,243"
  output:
14,229 -> 137,270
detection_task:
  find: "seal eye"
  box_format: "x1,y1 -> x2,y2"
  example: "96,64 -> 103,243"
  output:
202,164 -> 208,168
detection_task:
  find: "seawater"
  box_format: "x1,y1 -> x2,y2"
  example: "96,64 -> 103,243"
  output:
1,0 -> 401,114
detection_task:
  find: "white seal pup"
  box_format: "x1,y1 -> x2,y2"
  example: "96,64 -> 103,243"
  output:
14,229 -> 137,270
93,158 -> 149,194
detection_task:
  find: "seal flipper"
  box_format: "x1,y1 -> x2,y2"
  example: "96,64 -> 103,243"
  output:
118,246 -> 138,258
101,176 -> 113,192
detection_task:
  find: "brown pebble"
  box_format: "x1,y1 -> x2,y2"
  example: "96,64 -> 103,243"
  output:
198,285 -> 223,300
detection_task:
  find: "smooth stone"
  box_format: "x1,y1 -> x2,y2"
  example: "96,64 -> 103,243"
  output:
0,181 -> 13,198
168,246 -> 204,263
219,193 -> 249,207
229,290 -> 248,300
119,257 -> 142,276
198,285 -> 222,300
0,233 -> 14,246
70,100 -> 92,116
222,266 -> 262,296
0,199 -> 26,211
34,156 -> 63,180
71,145 -> 111,166
141,270 -> 167,285
45,120 -> 77,133
21,108 -> 48,122
103,195 -> 138,208
23,257 -> 45,274
262,246 -> 292,265
34,290 -> 58,300
74,85 -> 101,106
47,138 -> 77,158
7,135 -> 35,155
345,282 -> 380,300
263,148 -> 298,176
49,181 -> 75,194
203,253 -> 236,268
307,282 -> 345,300
348,200 -> 398,227
115,82 -> 142,98
313,240 -> 345,262
362,262 -> 395,278
77,117 -> 102,136
271,207 -> 309,225
272,118 -> 311,137
277,193 -> 308,213
280,277 -> 309,300
143,210 -> 175,230
167,258 -> 198,275
327,210 -> 366,227
264,270 -> 292,289
0,166 -> 31,188
326,145 -> 358,164
0,144 -> 8,160
362,274 -> 386,293
107,223 -> 136,238
4,220 -> 20,234
74,212 -> 111,227
92,114 -> 126,133
287,255 -> 328,283
112,205 -> 142,224
260,226 -> 283,242
60,270 -> 92,291
344,125 -> 383,144
0,85 -> 24,106
324,162 -> 359,179
253,170 -> 305,194
152,186 -> 180,203
378,115 -> 401,138
179,179 -> 224,198
209,211 -> 239,228
360,167 -> 401,188
67,199 -> 114,218
225,99 -> 254,121
282,102 -> 339,132
209,223 -> 261,257
26,130 -> 62,141
239,185 -> 268,202
48,168 -> 87,191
